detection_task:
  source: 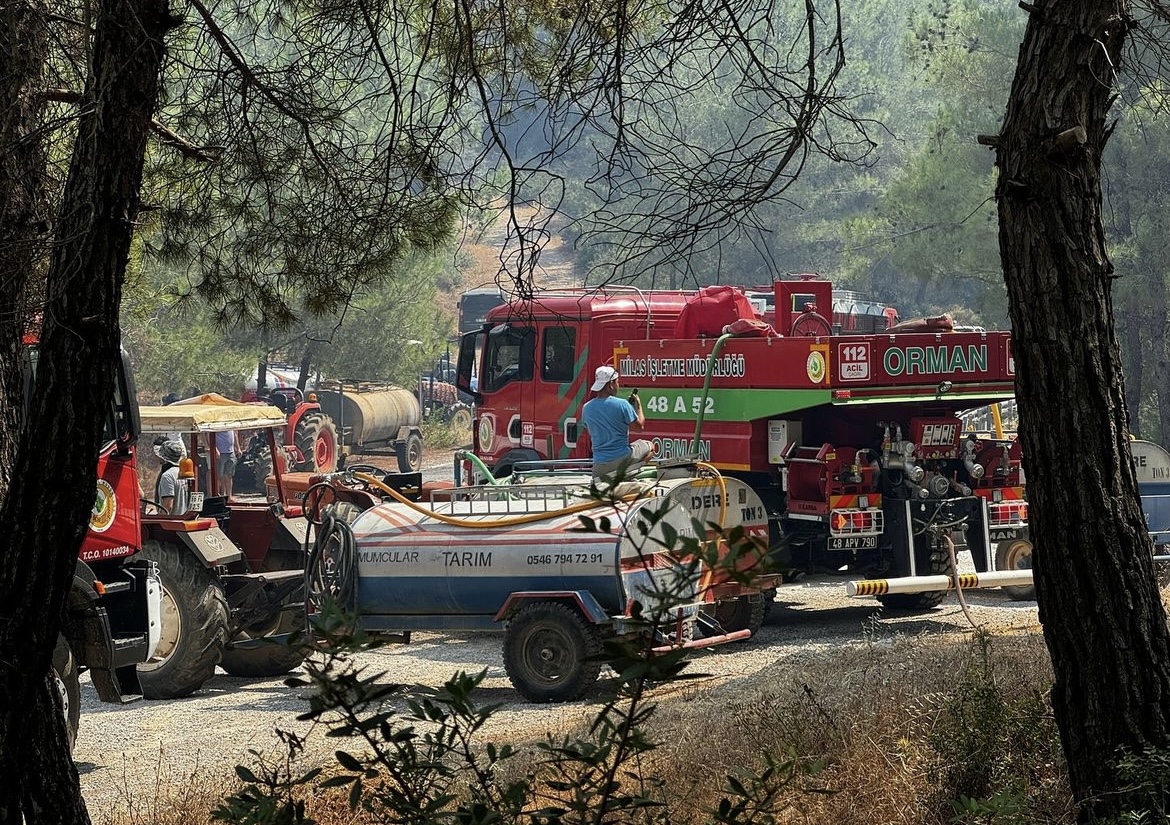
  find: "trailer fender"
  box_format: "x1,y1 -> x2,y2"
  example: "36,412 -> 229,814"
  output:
172,525 -> 245,566
495,591 -> 610,625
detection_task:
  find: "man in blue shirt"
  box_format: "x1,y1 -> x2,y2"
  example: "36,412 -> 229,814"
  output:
581,365 -> 657,480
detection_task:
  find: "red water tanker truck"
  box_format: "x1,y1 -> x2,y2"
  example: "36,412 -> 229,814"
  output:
454,276 -> 1031,610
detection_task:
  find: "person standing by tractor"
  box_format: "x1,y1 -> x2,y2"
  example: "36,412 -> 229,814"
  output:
581,365 -> 657,480
153,439 -> 190,514
215,429 -> 240,498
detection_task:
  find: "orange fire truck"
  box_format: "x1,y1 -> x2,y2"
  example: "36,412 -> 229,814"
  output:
454,276 -> 1030,611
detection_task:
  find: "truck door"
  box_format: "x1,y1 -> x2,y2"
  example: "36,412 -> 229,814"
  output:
537,325 -> 582,460
479,324 -> 537,468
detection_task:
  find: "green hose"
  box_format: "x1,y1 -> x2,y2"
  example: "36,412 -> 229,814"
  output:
458,450 -> 502,485
693,332 -> 734,452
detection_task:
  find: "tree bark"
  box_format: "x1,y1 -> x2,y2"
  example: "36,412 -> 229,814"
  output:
0,0 -> 48,484
995,0 -> 1170,818
0,0 -> 176,820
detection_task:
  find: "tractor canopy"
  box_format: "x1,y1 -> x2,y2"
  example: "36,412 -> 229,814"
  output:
139,393 -> 286,434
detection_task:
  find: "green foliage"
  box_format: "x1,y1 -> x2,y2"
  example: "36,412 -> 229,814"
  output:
1108,746 -> 1170,824
212,621 -> 820,825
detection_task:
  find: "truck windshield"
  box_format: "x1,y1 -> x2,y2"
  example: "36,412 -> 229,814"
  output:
483,326 -> 535,392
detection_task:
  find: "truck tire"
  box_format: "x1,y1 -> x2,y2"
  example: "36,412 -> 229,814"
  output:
876,544 -> 952,611
503,602 -> 602,703
294,412 -> 339,473
137,540 -> 229,699
996,533 -> 1035,601
52,635 -> 80,750
397,432 -> 423,473
706,596 -> 765,636
219,611 -> 306,678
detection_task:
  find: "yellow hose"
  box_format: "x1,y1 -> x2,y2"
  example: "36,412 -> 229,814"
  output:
351,471 -> 641,529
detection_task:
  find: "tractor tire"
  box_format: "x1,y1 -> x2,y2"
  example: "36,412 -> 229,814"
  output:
397,432 -> 423,473
219,610 -> 306,678
52,635 -> 80,750
503,602 -> 603,702
447,404 -> 473,432
996,533 -> 1036,601
233,445 -> 273,495
707,595 -> 766,636
876,543 -> 952,612
137,540 -> 229,699
294,412 -> 339,473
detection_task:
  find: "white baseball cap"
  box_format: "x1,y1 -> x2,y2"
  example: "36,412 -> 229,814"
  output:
590,365 -> 619,392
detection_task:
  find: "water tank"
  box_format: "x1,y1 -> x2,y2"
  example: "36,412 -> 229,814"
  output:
347,475 -> 767,619
317,387 -> 420,447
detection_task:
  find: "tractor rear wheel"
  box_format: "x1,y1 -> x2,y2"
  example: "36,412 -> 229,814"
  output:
137,540 -> 229,699
503,602 -> 602,702
233,444 -> 273,495
52,635 -> 80,750
294,412 -> 339,473
447,404 -> 473,432
397,432 -> 423,473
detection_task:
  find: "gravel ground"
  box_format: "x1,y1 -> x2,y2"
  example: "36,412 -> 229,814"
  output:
76,581 -> 1040,815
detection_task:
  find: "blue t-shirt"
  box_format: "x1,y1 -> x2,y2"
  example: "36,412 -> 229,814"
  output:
215,430 -> 235,457
581,396 -> 637,463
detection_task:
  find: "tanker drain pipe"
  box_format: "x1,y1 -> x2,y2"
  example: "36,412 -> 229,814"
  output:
693,333 -> 734,453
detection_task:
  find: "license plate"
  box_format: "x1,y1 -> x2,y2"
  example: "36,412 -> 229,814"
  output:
188,492 -> 205,513
828,535 -> 877,550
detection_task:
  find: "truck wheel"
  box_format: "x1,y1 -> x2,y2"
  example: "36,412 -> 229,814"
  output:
219,611 -> 306,678
707,596 -> 765,636
876,545 -> 952,611
503,602 -> 602,703
447,404 -> 472,431
137,540 -> 229,699
996,535 -> 1036,601
52,635 -> 80,750
397,432 -> 423,473
294,412 -> 339,473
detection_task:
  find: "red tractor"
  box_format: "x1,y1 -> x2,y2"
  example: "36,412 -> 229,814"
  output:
137,395 -> 312,697
257,387 -> 339,473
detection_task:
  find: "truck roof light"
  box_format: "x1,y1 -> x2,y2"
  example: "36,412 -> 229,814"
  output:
179,458 -> 195,480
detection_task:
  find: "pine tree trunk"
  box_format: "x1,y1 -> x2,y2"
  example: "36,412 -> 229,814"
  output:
995,0 -> 1170,818
0,0 -> 176,820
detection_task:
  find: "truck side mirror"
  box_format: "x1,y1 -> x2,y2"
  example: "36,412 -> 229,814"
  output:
455,331 -> 483,404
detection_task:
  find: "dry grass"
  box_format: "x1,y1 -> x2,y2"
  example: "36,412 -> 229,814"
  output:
646,631 -> 1071,825
95,630 -> 1072,825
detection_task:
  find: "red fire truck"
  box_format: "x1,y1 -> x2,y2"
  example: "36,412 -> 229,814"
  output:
28,346 -> 162,747
454,276 -> 1030,610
